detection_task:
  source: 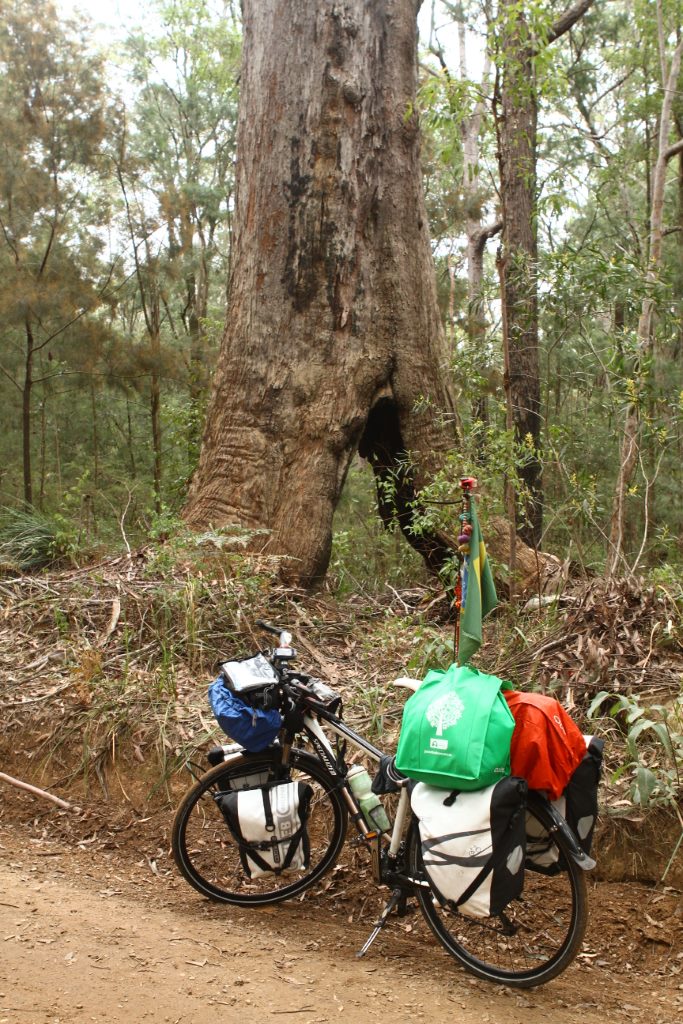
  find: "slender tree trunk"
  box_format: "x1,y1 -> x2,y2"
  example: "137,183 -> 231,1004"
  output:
494,0 -> 542,547
39,398 -> 46,511
186,268 -> 206,462
497,249 -> 518,597
458,20 -> 499,429
177,206 -> 208,464
116,151 -> 165,516
90,378 -> 99,489
492,0 -> 595,547
607,38 -> 683,575
150,332 -> 162,515
185,0 -> 457,584
126,392 -> 137,479
54,422 -> 62,502
22,317 -> 34,508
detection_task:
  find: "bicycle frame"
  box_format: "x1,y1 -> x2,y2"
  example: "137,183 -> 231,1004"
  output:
175,633 -> 592,983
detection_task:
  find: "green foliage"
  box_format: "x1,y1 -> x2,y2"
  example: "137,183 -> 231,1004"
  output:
0,506 -> 80,570
329,461 -> 427,596
0,0 -> 114,507
588,689 -> 683,808
407,625 -> 454,677
0,0 -> 681,588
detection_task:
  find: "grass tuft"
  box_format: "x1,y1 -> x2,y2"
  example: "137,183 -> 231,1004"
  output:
0,506 -> 78,571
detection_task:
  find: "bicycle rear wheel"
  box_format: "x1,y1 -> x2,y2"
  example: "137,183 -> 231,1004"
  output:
411,796 -> 588,987
172,748 -> 347,906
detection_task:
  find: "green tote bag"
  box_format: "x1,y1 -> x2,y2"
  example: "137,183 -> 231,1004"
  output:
394,664 -> 514,790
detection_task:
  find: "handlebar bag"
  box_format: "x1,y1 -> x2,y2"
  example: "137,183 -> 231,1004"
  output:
412,776 -> 527,918
220,653 -> 279,694
208,677 -> 282,752
215,780 -> 313,878
395,665 -> 514,790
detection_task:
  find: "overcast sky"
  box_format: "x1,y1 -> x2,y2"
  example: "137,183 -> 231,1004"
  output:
57,1 -> 468,57
58,0 -> 142,38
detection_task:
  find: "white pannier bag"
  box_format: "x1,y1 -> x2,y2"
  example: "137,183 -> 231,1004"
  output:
526,734 -> 604,872
216,780 -> 313,878
412,776 -> 527,918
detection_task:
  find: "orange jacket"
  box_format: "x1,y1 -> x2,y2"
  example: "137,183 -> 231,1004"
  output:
503,690 -> 586,800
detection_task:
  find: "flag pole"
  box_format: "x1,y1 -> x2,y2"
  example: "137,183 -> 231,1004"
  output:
454,476 -> 477,664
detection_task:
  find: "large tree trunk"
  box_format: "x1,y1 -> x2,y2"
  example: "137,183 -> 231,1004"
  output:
494,0 -> 542,548
185,0 -> 457,584
492,0 -> 595,549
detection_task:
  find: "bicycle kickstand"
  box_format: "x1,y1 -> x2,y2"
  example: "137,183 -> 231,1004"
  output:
356,887 -> 403,959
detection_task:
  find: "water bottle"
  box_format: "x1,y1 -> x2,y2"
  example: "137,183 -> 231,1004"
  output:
347,765 -> 391,832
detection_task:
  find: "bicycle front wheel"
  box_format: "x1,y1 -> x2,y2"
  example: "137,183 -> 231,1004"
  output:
172,748 -> 348,906
411,796 -> 588,987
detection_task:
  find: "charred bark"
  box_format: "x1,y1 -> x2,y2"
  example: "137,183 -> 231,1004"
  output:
185,0 -> 457,584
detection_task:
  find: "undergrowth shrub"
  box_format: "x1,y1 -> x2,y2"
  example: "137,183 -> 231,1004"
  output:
0,506 -> 81,570
588,689 -> 683,809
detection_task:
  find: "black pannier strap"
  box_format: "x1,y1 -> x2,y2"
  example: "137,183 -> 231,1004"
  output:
427,811 -> 522,911
262,787 -> 276,831
450,812 -> 521,909
414,778 -> 527,918
214,780 -> 312,877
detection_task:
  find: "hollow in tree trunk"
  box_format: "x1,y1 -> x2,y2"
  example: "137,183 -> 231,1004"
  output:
185,0 -> 458,584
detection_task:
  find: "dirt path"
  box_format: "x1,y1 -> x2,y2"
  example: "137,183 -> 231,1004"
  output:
1,823 -> 682,1024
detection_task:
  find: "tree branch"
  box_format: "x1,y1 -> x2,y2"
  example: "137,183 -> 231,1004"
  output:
0,362 -> 22,393
32,260 -> 118,354
0,771 -> 73,810
0,213 -> 19,263
546,0 -> 595,46
480,219 -> 504,242
664,137 -> 683,162
472,219 -> 504,263
428,43 -> 451,80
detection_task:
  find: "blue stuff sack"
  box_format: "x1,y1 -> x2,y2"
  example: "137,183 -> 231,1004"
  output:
208,677 -> 282,752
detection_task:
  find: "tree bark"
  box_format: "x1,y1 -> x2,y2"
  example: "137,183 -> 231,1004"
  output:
494,0 -> 542,547
607,37 -> 683,576
458,19 -> 500,430
185,0 -> 457,584
150,327 -> 163,516
493,0 -> 595,548
23,317 -> 35,508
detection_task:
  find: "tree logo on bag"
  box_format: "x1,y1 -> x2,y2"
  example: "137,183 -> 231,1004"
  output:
426,692 -> 464,737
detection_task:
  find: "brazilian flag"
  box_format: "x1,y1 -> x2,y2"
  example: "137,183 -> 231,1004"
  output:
458,496 -> 498,666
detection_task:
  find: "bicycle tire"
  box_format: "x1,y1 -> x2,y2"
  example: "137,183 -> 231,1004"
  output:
172,748 -> 348,906
410,795 -> 588,987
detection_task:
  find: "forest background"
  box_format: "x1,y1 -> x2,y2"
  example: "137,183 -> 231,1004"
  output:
0,0 -> 681,587
1,0 -> 683,840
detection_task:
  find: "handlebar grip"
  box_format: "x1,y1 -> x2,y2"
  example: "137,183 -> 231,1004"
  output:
255,619 -> 282,637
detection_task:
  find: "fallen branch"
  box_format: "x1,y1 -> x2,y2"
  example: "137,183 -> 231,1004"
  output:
0,771 -> 73,810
